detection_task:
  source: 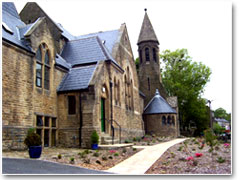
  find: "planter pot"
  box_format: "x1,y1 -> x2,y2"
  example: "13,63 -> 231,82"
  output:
28,146 -> 42,158
91,143 -> 98,150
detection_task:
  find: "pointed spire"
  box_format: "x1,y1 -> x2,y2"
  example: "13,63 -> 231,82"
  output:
137,9 -> 159,45
155,89 -> 160,96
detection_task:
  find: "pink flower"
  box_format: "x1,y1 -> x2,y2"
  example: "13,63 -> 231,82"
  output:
186,156 -> 194,161
224,143 -> 230,148
195,153 -> 203,157
109,150 -> 116,153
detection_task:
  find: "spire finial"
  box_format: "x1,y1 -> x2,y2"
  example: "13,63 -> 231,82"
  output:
144,8 -> 147,12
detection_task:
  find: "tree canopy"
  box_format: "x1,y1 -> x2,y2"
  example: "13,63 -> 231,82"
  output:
160,49 -> 212,135
214,107 -> 231,122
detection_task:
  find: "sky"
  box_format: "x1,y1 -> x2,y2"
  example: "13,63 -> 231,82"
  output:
13,0 -> 232,113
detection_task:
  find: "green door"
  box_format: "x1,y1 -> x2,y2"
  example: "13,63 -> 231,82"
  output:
101,98 -> 105,132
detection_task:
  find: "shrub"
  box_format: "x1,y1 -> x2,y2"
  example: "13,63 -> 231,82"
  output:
114,152 -> 119,156
84,158 -> 90,164
70,157 -> 74,162
217,157 -> 225,163
122,148 -> 127,153
124,139 -> 133,143
204,128 -> 218,152
91,130 -> 99,144
96,160 -> 101,164
177,146 -> 183,151
108,156 -> 113,159
79,152 -> 86,158
24,128 -> 42,147
102,156 -> 108,161
133,148 -> 137,151
213,123 -> 225,136
84,149 -> 90,154
58,154 -> 62,159
93,152 -> 99,157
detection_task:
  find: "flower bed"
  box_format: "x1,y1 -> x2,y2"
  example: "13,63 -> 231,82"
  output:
145,138 -> 231,174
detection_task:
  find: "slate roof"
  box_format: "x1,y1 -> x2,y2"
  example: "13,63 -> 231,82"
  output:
57,23 -> 76,41
2,2 -> 20,19
57,64 -> 97,92
2,2 -> 33,53
55,54 -> 71,70
143,89 -> 176,115
77,30 -> 119,54
137,10 -> 159,45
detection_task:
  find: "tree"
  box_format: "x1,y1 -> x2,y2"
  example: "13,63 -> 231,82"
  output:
161,49 -> 212,135
214,107 -> 231,122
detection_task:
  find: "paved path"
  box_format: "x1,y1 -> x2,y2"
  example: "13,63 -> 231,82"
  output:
107,138 -> 186,174
2,158 -> 113,174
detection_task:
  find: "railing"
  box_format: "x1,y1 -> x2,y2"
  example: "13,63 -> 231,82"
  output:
106,119 -> 121,144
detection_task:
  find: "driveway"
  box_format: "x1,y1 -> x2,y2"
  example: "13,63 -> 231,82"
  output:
2,158 -> 113,174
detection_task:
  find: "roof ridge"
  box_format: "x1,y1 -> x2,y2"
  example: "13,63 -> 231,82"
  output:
68,35 -> 98,42
78,29 -> 119,38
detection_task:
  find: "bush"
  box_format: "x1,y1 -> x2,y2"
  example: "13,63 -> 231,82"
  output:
93,152 -> 99,157
70,157 -> 74,162
58,154 -> 62,159
114,152 -> 119,156
213,123 -> 225,136
24,128 -> 42,147
84,149 -> 90,154
108,156 -> 113,159
217,157 -> 225,163
102,156 -> 108,161
91,130 -> 99,144
124,139 -> 133,143
122,148 -> 127,153
133,148 -> 137,151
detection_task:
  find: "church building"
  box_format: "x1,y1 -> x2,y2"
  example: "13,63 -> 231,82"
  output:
2,2 -> 179,150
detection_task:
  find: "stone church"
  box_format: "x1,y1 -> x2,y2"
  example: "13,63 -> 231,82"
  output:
2,2 -> 179,150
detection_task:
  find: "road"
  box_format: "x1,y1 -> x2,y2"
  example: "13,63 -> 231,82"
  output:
2,158 -> 113,174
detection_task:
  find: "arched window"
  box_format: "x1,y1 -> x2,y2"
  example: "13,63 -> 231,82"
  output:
153,48 -> 157,62
167,116 -> 171,125
114,77 -> 117,105
118,80 -> 121,105
35,43 -> 51,90
125,75 -> 127,108
147,77 -> 150,91
145,48 -> 150,61
162,116 -> 166,125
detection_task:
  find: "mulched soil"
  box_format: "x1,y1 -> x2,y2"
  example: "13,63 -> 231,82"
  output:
145,137 -> 231,174
3,146 -> 142,171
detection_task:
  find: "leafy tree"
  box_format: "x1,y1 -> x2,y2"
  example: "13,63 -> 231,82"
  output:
135,57 -> 140,73
214,107 -> 231,122
160,49 -> 212,135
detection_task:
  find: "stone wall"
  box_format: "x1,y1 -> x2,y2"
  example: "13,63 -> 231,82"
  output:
2,19 -> 66,150
143,114 -> 178,137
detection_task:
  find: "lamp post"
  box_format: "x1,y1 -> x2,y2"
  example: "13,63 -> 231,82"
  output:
208,100 -> 213,129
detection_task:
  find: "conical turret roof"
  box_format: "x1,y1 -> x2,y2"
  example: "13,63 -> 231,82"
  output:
143,89 -> 176,115
137,9 -> 159,45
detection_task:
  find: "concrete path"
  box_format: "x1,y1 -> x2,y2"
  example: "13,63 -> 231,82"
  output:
107,138 -> 186,175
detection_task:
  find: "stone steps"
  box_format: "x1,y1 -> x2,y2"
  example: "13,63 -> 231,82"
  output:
101,133 -> 119,145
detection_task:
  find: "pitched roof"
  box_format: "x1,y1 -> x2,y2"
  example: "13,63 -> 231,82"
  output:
55,54 -> 71,70
137,10 -> 159,45
2,2 -> 33,53
77,29 -> 119,54
143,89 -> 176,115
2,2 -> 20,19
57,64 -> 97,92
61,36 -> 120,68
61,36 -> 108,66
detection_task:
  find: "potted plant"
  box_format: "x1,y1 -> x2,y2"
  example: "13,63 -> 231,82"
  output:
24,128 -> 42,158
91,130 -> 99,150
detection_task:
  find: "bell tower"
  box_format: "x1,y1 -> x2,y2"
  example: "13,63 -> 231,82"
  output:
138,9 -> 167,106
